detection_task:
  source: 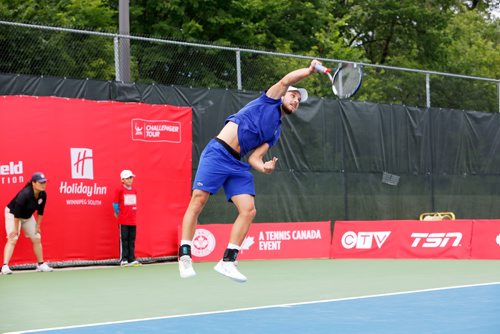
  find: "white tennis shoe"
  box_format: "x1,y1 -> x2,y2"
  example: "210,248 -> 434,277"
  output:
36,263 -> 54,272
179,255 -> 196,278
1,264 -> 13,275
130,260 -> 141,267
214,260 -> 247,283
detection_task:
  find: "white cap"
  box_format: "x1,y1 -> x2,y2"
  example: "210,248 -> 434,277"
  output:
120,170 -> 135,179
287,86 -> 308,102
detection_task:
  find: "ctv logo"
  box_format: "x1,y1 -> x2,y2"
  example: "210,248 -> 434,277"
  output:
410,232 -> 462,248
341,231 -> 391,249
70,148 -> 93,180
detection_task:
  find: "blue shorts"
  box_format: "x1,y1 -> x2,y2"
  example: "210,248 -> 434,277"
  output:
193,139 -> 255,201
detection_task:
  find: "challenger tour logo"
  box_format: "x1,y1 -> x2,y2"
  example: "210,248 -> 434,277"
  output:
131,119 -> 182,143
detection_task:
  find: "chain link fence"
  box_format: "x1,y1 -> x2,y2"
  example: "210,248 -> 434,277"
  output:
1,20 -> 499,112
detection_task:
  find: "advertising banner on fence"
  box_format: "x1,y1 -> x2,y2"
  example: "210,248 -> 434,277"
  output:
187,221 -> 331,262
397,220 -> 472,259
330,220 -> 402,258
331,220 -> 473,259
0,96 -> 192,265
470,220 -> 500,259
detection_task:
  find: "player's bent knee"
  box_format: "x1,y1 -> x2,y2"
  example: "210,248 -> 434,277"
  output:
191,191 -> 209,208
240,207 -> 257,220
250,207 -> 257,218
6,236 -> 18,245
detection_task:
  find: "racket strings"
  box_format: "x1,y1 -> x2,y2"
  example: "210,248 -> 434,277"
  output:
333,66 -> 362,98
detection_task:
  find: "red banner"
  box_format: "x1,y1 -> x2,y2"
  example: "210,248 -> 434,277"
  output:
399,220 -> 472,259
330,220 -> 402,258
331,220 -> 473,259
186,221 -> 331,262
0,96 -> 192,265
470,220 -> 500,259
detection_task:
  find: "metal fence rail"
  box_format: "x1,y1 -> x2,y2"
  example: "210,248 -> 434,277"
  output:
1,20 -> 499,112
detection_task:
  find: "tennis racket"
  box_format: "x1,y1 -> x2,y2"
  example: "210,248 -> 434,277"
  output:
315,63 -> 362,99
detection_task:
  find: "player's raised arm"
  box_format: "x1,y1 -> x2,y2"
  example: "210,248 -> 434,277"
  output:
266,59 -> 321,100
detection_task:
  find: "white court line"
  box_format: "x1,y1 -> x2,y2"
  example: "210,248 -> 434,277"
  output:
8,281 -> 500,334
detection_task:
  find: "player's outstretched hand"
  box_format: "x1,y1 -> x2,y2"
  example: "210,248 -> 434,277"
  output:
263,157 -> 278,174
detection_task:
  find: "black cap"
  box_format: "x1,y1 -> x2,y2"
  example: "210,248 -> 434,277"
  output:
31,172 -> 47,182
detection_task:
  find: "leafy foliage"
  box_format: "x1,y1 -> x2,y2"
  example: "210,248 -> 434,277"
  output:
0,0 -> 498,111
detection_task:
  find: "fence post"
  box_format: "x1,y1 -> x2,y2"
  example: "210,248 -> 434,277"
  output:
236,50 -> 242,90
118,0 -> 131,82
113,36 -> 121,82
426,72 -> 431,109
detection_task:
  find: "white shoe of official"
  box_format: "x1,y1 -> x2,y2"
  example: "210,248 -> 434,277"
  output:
179,255 -> 196,278
36,263 -> 54,272
214,260 -> 247,283
1,264 -> 13,275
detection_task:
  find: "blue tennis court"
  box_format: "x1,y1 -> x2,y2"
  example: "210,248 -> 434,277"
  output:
14,282 -> 500,334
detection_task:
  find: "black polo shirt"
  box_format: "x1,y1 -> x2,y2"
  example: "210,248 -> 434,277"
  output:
7,186 -> 47,219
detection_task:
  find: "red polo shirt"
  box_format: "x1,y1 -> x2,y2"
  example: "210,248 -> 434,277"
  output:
114,186 -> 137,226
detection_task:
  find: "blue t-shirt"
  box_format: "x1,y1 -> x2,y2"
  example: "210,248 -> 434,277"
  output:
226,93 -> 282,157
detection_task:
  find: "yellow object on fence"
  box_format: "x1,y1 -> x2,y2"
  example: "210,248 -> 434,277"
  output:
419,212 -> 456,221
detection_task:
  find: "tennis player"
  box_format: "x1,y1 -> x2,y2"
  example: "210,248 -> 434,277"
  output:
179,59 -> 322,282
2,172 -> 53,275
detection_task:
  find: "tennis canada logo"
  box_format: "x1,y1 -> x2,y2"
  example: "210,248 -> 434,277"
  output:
192,228 -> 216,257
341,231 -> 391,249
240,236 -> 255,252
131,119 -> 182,143
495,234 -> 500,246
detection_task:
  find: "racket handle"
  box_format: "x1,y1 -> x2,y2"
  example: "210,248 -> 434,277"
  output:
314,64 -> 331,74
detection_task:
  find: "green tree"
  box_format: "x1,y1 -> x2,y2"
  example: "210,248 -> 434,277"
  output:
0,0 -> 115,30
1,0 -> 498,111
431,8 -> 500,111
0,0 -> 117,79
108,0 -> 364,90
327,0 -> 499,110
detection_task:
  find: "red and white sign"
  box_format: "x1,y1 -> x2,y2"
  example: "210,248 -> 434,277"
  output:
0,96 -> 192,265
331,220 -> 401,258
331,220 -> 473,259
186,221 -> 331,262
397,221 -> 472,259
470,220 -> 500,259
131,119 -> 182,143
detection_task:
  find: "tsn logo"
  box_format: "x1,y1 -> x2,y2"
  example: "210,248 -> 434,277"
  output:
410,232 -> 462,248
